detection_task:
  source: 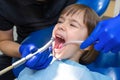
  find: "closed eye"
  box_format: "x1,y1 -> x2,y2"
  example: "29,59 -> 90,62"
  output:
71,19 -> 82,28
58,20 -> 63,24
70,23 -> 77,28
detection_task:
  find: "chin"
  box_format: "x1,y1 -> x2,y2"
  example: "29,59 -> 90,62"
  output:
53,50 -> 64,60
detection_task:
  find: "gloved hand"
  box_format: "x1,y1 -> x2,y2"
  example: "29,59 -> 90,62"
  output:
80,14 -> 120,53
19,43 -> 53,70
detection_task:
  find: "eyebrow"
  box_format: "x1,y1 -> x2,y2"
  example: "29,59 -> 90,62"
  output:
59,16 -> 83,27
59,16 -> 65,20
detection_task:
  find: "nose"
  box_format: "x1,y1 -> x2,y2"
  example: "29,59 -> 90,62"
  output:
58,24 -> 66,31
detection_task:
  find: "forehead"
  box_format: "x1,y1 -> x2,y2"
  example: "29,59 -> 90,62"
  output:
61,4 -> 86,16
62,8 -> 84,17
60,5 -> 86,21
60,10 -> 85,22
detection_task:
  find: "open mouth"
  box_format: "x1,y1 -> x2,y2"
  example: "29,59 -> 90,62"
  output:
54,35 -> 65,49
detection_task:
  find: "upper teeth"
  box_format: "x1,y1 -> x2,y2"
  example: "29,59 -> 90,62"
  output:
56,35 -> 64,40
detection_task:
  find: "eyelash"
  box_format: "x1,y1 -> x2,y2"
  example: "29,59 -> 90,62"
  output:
58,21 -> 78,28
58,21 -> 63,23
70,24 -> 77,28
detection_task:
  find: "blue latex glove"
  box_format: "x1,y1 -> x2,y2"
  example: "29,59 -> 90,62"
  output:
19,44 -> 53,70
80,14 -> 120,53
18,26 -> 54,70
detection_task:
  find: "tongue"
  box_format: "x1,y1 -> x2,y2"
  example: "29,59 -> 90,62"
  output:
55,43 -> 63,49
58,43 -> 63,49
54,37 -> 65,49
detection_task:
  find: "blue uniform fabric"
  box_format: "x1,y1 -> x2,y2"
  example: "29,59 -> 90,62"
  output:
18,58 -> 112,80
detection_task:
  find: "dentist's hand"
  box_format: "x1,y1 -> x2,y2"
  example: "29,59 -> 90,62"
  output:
80,14 -> 120,53
19,44 -> 53,70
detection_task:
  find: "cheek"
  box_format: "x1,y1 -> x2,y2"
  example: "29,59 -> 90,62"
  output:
79,34 -> 88,40
52,27 -> 57,37
68,31 -> 88,41
77,29 -> 88,40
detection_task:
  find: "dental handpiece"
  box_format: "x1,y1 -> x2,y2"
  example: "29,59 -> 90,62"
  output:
0,38 -> 54,76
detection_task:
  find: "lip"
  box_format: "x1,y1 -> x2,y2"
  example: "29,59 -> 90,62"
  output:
53,32 -> 66,56
55,33 -> 65,41
54,32 -> 65,48
53,45 -> 65,59
54,48 -> 64,54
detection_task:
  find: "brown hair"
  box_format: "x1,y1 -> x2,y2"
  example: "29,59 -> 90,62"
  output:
61,4 -> 101,64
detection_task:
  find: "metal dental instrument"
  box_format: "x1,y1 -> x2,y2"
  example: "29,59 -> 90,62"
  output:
0,38 -> 54,76
63,40 -> 84,47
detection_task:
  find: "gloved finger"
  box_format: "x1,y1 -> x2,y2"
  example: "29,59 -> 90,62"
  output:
35,56 -> 53,70
49,46 -> 53,53
25,52 -> 43,68
19,44 -> 38,57
35,49 -> 51,65
80,23 -> 101,49
30,47 -> 38,53
21,50 -> 29,57
19,44 -> 30,57
94,31 -> 111,51
101,39 -> 117,53
25,47 -> 52,69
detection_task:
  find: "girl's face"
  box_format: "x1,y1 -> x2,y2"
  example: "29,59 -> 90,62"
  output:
52,11 -> 88,61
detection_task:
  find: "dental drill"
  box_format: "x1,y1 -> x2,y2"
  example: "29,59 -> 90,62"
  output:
0,38 -> 54,76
